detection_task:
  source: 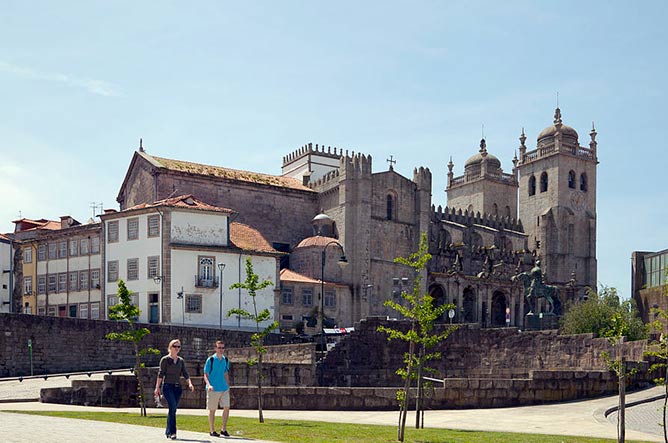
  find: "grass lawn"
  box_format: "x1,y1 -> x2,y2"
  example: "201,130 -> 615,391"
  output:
7,410 -> 654,443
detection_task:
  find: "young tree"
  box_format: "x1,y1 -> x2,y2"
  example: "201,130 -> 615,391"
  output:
105,279 -> 159,416
227,258 -> 277,423
645,276 -> 668,443
601,312 -> 640,443
377,233 -> 458,441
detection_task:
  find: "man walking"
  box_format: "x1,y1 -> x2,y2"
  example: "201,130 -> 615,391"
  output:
204,340 -> 231,437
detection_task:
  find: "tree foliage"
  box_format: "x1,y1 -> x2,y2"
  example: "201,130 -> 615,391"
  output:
560,286 -> 647,341
105,279 -> 159,416
644,273 -> 668,443
228,258 -> 277,423
377,233 -> 458,441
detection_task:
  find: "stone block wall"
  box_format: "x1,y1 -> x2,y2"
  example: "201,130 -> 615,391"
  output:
0,313 -> 284,377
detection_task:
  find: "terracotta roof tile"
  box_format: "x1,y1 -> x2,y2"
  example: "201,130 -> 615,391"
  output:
230,222 -> 277,253
295,235 -> 341,248
12,218 -> 61,232
150,155 -> 314,192
280,268 -> 347,287
122,195 -> 235,214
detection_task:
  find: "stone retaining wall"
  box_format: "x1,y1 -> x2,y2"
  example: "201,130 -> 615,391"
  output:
0,313 -> 283,377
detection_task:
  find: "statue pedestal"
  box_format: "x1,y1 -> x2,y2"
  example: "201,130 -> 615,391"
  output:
524,313 -> 559,330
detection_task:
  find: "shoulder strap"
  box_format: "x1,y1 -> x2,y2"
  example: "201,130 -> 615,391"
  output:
205,355 -> 214,374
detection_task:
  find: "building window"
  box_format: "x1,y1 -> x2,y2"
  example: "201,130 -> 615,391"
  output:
127,258 -> 139,280
528,175 -> 536,196
108,295 -> 119,310
58,273 -> 67,292
281,314 -> 293,321
644,252 -> 668,288
281,287 -> 293,304
148,215 -> 160,237
386,193 -> 397,220
108,221 -> 119,243
108,261 -> 119,282
69,304 -> 77,318
127,218 -> 139,241
147,256 -> 160,279
91,236 -> 100,254
80,270 -> 89,290
324,290 -> 336,307
24,248 -> 32,263
69,239 -> 78,257
48,275 -> 57,292
48,243 -> 57,260
302,288 -> 313,306
186,294 -> 202,313
90,302 -> 100,319
80,238 -> 89,255
540,172 -> 548,193
37,306 -> 46,315
568,170 -> 576,189
38,244 -> 46,261
37,276 -> 46,294
69,272 -> 78,291
24,276 -> 32,295
493,203 -> 498,216
580,173 -> 588,192
198,256 -> 215,286
80,303 -> 89,319
47,306 -> 57,316
91,269 -> 100,288
58,241 -> 67,259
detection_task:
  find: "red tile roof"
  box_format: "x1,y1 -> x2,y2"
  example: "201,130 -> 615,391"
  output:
149,155 -> 314,192
279,268 -> 347,287
230,222 -> 277,253
121,195 -> 235,215
11,218 -> 61,232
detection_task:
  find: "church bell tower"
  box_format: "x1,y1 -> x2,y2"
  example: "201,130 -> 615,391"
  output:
517,108 -> 598,289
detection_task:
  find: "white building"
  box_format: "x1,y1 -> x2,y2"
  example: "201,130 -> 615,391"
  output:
101,195 -> 281,329
0,234 -> 14,313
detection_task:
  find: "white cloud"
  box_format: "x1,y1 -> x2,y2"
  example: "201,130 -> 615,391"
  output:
0,61 -> 120,97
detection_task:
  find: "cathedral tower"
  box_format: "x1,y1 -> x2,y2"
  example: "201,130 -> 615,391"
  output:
517,108 -> 598,289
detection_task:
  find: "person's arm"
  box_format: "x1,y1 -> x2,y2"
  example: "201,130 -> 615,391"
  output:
203,357 -> 213,391
154,358 -> 165,396
181,358 -> 194,392
224,360 -> 230,389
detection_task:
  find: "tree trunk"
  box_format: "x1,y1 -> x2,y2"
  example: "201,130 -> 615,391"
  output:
663,363 -> 667,443
415,347 -> 424,429
133,342 -> 147,417
398,337 -> 415,442
618,363 -> 625,443
258,353 -> 264,423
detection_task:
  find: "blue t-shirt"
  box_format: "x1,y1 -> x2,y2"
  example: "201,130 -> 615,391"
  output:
204,354 -> 229,392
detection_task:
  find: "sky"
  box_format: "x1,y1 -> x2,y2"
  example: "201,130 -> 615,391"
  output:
1,1 -> 666,298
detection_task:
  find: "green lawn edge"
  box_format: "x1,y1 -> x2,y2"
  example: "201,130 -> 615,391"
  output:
5,410 -> 655,443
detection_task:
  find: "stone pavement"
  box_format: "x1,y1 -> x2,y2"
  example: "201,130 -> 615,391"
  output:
0,374 -> 664,442
609,398 -> 665,439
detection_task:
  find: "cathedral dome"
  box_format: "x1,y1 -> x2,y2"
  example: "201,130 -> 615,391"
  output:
464,152 -> 501,169
537,107 -> 579,143
463,138 -> 502,174
295,235 -> 339,248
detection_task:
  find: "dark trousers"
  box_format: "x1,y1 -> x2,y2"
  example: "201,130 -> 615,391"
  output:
162,383 -> 183,436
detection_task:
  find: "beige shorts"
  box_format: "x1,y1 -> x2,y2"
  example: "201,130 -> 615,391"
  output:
206,389 -> 230,410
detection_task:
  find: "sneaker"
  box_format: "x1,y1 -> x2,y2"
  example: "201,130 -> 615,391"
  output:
221,430 -> 230,437
210,431 -> 220,437
170,435 -> 177,440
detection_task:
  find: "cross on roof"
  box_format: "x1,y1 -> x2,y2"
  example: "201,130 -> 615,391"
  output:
386,155 -> 396,171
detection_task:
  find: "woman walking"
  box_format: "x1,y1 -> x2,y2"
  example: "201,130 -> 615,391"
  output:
154,339 -> 194,440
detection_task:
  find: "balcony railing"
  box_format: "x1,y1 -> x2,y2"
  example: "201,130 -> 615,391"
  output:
195,276 -> 219,288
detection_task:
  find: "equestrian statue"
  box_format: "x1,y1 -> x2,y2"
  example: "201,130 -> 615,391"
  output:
511,260 -> 559,315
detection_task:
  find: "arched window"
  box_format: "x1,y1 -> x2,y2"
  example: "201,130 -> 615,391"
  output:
493,203 -> 498,216
505,206 -> 511,218
540,172 -> 548,193
568,170 -> 576,189
580,173 -> 588,192
386,193 -> 396,220
528,175 -> 536,196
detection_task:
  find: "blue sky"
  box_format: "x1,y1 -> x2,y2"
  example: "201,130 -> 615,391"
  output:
1,1 -> 666,298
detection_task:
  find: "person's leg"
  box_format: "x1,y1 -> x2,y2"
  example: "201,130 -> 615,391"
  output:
221,390 -> 231,434
172,385 -> 183,436
162,384 -> 176,437
206,390 -> 218,433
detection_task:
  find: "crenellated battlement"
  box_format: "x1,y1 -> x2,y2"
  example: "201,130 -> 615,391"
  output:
413,166 -> 432,189
340,152 -> 373,178
307,168 -> 341,189
282,142 -> 345,166
431,204 -> 523,232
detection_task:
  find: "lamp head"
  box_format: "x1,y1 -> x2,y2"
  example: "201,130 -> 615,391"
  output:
217,263 -> 225,271
337,255 -> 349,268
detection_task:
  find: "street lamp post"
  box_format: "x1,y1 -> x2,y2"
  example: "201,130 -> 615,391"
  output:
320,241 -> 348,354
217,263 -> 225,330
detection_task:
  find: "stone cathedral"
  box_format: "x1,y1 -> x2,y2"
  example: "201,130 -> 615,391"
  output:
118,107 -> 597,329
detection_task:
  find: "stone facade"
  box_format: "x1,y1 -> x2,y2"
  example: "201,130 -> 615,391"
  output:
632,248 -> 667,323
114,108 -> 597,331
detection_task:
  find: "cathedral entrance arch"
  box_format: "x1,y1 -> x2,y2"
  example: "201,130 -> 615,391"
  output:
462,287 -> 477,323
491,291 -> 507,327
429,284 -> 447,321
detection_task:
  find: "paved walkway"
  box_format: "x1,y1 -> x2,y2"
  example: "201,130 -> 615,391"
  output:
0,374 -> 664,442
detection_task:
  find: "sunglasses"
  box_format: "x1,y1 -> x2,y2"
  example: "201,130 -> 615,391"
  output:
216,346 -> 225,349
172,345 -> 181,348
